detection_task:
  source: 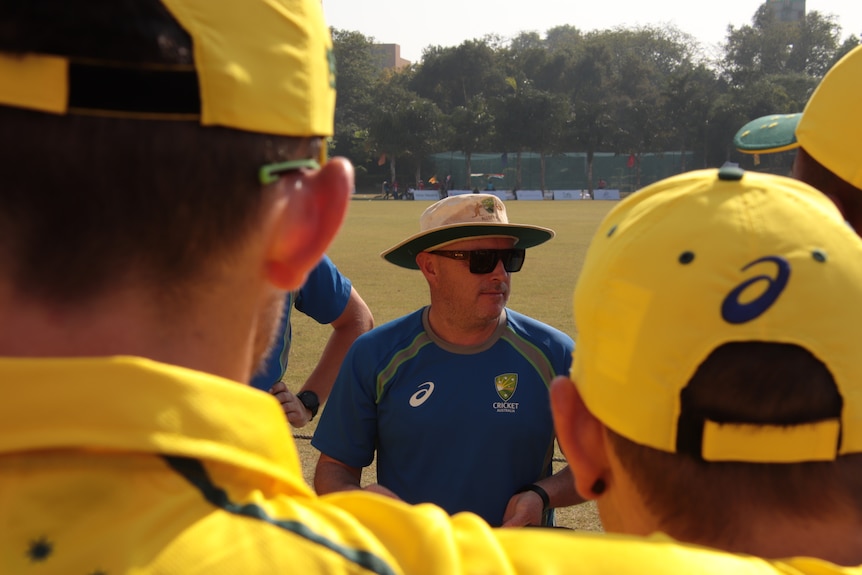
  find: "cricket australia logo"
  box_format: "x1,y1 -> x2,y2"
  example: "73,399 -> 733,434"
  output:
493,373 -> 520,413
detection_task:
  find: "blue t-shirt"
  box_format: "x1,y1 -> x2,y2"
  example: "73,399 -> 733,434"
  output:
312,307 -> 574,526
250,255 -> 352,391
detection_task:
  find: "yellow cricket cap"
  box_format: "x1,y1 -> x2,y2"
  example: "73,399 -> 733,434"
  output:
0,0 -> 336,140
795,45 -> 862,190
733,45 -> 862,189
572,167 -> 862,462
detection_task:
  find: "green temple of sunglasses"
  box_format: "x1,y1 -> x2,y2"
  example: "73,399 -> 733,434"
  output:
259,158 -> 321,185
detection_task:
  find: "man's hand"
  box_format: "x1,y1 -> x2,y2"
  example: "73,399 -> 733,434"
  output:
269,381 -> 311,428
501,490 -> 544,527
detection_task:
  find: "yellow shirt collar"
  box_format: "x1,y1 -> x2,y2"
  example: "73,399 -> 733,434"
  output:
0,356 -> 303,484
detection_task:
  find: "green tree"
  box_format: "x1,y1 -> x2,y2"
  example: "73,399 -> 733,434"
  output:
330,28 -> 380,164
717,4 -> 852,170
367,76 -> 444,189
545,24 -> 583,54
554,26 -> 700,191
662,65 -> 720,171
409,40 -> 508,113
722,5 -> 846,100
329,5 -> 858,193
493,84 -> 568,191
447,98 -> 495,190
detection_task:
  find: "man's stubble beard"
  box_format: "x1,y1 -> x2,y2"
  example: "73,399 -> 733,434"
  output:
249,289 -> 288,379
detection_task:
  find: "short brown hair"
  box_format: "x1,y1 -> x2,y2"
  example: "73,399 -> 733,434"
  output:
0,109 -> 313,302
608,342 -> 862,545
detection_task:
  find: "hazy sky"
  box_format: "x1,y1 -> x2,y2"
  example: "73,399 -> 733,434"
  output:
322,0 -> 861,63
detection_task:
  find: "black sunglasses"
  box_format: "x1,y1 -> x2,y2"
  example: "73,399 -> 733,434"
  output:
430,248 -> 526,274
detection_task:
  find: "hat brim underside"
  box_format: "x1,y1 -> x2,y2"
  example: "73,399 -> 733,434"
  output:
381,223 -> 554,269
733,113 -> 802,154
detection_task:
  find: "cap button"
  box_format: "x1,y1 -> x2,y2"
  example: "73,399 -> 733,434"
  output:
718,166 -> 745,181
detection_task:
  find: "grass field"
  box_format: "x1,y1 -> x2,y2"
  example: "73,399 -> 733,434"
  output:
284,196 -> 619,530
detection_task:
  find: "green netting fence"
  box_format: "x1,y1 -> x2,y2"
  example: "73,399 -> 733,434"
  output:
431,151 -> 695,194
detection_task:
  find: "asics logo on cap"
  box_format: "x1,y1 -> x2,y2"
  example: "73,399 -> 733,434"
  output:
721,256 -> 790,324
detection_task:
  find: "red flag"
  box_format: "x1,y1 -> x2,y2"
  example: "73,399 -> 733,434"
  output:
377,153 -> 387,166
627,154 -> 636,168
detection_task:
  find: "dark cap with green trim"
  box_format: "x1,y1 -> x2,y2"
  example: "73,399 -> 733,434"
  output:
733,113 -> 802,154
731,45 -> 862,191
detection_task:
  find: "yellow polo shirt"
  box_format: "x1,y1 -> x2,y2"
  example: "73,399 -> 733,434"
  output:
0,356 -> 855,574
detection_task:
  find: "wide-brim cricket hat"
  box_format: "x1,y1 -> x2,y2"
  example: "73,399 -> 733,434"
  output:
733,45 -> 862,189
0,0 -> 336,162
381,194 -> 555,269
572,166 -> 862,463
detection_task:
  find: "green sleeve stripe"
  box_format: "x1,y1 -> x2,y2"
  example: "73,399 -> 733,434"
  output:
375,332 -> 434,402
500,328 -> 556,388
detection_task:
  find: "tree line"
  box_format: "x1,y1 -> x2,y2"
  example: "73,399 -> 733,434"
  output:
329,3 -> 859,193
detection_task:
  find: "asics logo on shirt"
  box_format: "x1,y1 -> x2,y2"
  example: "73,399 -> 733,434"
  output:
409,382 -> 435,407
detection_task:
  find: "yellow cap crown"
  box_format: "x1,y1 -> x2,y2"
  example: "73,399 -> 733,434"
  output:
573,167 -> 862,462
795,45 -> 862,189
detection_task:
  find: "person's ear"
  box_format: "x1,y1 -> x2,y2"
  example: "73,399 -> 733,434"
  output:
415,251 -> 438,283
550,375 -> 611,501
264,157 -> 353,290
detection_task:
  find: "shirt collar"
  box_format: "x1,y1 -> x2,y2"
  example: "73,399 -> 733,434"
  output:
0,356 -> 304,485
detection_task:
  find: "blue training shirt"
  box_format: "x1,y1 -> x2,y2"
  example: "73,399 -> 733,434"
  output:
312,307 -> 573,526
250,255 -> 352,391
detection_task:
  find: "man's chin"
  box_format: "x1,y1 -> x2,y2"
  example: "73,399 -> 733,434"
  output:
474,299 -> 507,323
480,293 -> 508,308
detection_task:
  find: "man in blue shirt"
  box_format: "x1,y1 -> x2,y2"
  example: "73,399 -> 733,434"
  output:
312,194 -> 583,526
253,255 -> 373,427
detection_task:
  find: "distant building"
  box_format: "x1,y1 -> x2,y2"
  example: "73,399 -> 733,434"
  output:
766,0 -> 805,23
371,44 -> 411,71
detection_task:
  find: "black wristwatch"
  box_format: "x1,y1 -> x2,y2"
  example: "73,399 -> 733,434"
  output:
296,390 -> 320,420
